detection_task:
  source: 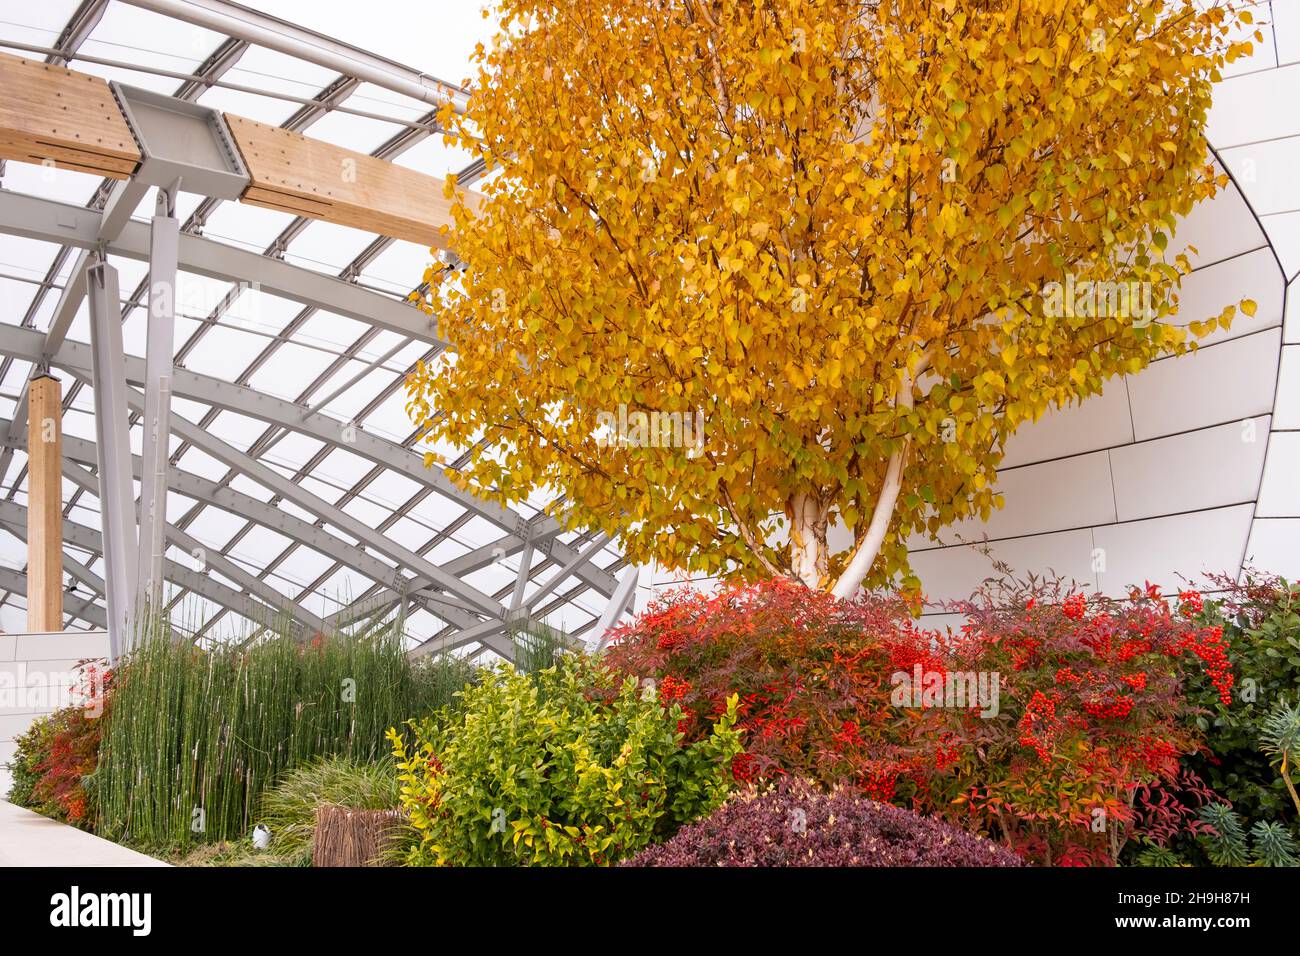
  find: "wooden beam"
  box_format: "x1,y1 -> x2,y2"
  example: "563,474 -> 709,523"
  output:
0,52 -> 474,247
27,375 -> 64,632
0,52 -> 140,179
224,113 -> 478,249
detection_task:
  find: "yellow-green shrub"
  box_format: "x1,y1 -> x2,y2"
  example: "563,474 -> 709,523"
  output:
388,656 -> 741,866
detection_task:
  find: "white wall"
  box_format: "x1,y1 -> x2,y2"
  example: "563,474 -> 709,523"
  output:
909,1 -> 1300,611
0,630 -> 110,797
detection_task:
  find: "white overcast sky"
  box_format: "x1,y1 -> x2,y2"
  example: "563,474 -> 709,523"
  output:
252,0 -> 497,88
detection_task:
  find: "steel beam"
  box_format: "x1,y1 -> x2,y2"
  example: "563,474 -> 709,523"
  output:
0,249 -> 92,487
2,421 -> 489,638
524,532 -> 610,612
324,536 -> 593,634
407,617 -> 513,660
593,566 -> 640,651
0,500 -> 106,595
0,322 -> 618,598
0,33 -> 242,482
117,0 -> 471,112
0,568 -> 106,630
0,176 -> 149,489
0,496 -> 291,637
0,385 -> 606,659
57,461 -> 328,637
509,541 -> 534,611
97,375 -> 509,620
136,181 -> 180,613
97,178 -> 152,243
0,260 -> 616,657
0,190 -> 443,346
85,257 -> 137,659
47,0 -> 108,67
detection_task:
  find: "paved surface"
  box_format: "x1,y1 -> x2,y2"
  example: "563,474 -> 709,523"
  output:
0,799 -> 168,866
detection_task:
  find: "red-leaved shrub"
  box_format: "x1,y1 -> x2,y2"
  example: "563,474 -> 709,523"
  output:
605,576 -> 1232,866
14,662 -> 112,828
923,579 -> 1234,865
604,578 -> 944,802
624,779 -> 1021,867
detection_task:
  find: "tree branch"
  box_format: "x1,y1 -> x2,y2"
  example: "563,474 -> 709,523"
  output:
830,351 -> 931,599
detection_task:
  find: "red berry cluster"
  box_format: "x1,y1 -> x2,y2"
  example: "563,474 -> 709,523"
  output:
1126,735 -> 1180,775
657,674 -> 691,702
1018,690 -> 1062,761
1177,624 -> 1233,706
933,732 -> 960,770
1062,593 -> 1088,620
1082,693 -> 1134,720
1117,638 -> 1152,662
656,630 -> 686,652
1121,671 -> 1148,691
1054,666 -> 1082,686
1177,589 -> 1204,618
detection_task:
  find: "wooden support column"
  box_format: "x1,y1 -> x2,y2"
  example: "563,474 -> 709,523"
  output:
27,374 -> 63,632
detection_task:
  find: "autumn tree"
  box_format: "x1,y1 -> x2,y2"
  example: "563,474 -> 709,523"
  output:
407,0 -> 1258,596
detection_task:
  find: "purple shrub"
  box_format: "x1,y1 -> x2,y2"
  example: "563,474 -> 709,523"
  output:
625,780 -> 1022,867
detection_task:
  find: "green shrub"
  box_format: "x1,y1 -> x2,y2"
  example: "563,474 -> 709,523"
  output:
6,713 -> 57,811
1183,575 -> 1300,832
1195,803 -> 1297,867
97,626 -> 475,851
1260,698 -> 1300,822
389,655 -> 742,866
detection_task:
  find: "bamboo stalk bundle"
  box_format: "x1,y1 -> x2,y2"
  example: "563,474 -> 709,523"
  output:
311,805 -> 405,867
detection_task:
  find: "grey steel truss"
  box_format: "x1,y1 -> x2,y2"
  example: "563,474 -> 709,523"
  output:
0,0 -> 640,655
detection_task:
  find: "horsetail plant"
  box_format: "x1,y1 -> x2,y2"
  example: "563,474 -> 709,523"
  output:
95,609 -> 477,852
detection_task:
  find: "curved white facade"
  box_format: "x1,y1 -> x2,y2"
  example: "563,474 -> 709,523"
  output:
912,0 -> 1300,609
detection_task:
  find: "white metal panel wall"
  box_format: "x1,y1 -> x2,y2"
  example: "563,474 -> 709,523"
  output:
0,631 -> 110,797
915,0 -> 1300,608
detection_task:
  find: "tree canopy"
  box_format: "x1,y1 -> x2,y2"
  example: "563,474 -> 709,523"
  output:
407,0 -> 1258,595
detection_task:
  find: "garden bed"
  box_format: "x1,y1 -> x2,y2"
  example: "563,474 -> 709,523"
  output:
6,573 -> 1299,868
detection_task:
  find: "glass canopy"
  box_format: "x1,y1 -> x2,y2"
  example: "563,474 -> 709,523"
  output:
0,0 -> 631,653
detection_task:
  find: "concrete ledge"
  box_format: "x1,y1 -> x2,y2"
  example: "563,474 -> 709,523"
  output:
0,800 -> 169,866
